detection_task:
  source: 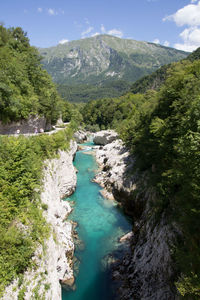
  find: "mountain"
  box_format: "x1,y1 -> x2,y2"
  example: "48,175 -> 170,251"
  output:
130,46 -> 200,95
39,35 -> 189,102
39,35 -> 188,86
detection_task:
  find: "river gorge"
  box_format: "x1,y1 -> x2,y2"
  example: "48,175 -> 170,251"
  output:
2,131 -> 178,300
62,141 -> 132,300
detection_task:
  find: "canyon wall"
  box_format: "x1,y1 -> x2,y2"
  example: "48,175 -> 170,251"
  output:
94,132 -> 180,300
2,141 -> 77,300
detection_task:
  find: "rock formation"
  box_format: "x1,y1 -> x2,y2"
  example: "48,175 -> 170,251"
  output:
74,130 -> 88,143
0,115 -> 50,135
94,133 -> 179,300
93,130 -> 118,146
2,141 -> 77,300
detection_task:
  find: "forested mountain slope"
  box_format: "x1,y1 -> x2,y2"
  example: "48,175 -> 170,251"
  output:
39,35 -> 188,102
130,46 -> 200,94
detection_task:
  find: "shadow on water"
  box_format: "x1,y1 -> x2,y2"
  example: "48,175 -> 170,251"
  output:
62,269 -> 115,300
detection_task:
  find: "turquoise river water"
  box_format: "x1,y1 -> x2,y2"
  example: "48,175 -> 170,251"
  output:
62,142 -> 131,300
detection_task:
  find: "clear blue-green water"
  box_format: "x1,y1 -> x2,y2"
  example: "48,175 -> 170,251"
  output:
62,143 -> 131,300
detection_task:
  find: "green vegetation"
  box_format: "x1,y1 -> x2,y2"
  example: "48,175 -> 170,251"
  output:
130,63 -> 170,94
39,34 -> 188,103
57,80 -> 131,103
0,24 -> 79,296
0,24 -> 63,124
130,46 -> 200,95
125,59 -> 200,299
81,92 -> 151,129
0,124 -> 76,296
82,50 -> 200,298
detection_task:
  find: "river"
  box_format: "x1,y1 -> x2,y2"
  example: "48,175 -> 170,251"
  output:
62,142 -> 132,300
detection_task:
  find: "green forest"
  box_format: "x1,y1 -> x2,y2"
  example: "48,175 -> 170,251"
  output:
0,24 -> 65,124
81,50 -> 200,298
57,80 -> 131,103
0,24 -> 79,296
1,21 -> 200,299
0,124 -> 78,296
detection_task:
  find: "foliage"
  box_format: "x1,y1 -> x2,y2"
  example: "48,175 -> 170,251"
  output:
120,59 -> 200,298
187,46 -> 200,62
57,80 -> 131,103
81,51 -> 200,297
130,46 -> 200,95
0,124 -> 76,296
81,93 -> 147,129
0,24 -> 63,123
130,63 -> 170,94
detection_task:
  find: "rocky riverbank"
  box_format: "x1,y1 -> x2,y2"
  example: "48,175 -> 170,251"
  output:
2,141 -> 77,300
93,130 -> 180,300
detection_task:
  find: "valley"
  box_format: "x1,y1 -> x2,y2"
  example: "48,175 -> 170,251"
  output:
0,20 -> 200,300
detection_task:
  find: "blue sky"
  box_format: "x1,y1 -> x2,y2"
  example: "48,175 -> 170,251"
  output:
1,0 -> 200,51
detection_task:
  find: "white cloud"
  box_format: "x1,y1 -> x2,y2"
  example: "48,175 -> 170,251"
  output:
81,26 -> 94,38
164,1 -> 200,52
153,38 -> 160,44
46,8 -> 64,16
100,24 -> 123,38
47,8 -> 56,16
59,39 -> 69,44
107,29 -> 123,38
174,26 -> 200,51
38,7 -> 42,13
79,23 -> 124,40
164,40 -> 170,47
163,2 -> 200,27
174,43 -> 197,52
92,32 -> 100,37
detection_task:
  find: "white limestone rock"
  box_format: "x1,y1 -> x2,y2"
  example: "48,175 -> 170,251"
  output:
93,134 -> 180,300
2,141 -> 77,300
94,139 -> 136,201
93,130 -> 118,145
73,130 -> 87,143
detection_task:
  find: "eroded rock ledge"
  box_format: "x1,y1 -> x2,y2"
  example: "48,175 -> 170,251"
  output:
93,131 -> 179,300
2,141 -> 77,300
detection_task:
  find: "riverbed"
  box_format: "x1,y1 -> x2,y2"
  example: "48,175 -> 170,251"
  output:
62,143 -> 132,300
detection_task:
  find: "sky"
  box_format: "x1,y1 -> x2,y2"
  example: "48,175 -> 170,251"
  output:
1,0 -> 200,52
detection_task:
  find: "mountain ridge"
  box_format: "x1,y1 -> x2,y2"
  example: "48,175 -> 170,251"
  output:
39,34 -> 189,87
130,46 -> 200,94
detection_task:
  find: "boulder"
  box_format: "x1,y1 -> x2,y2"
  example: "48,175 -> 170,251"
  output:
93,130 -> 118,145
74,130 -> 87,143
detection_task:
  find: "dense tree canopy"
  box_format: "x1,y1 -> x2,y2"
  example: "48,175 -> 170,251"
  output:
0,25 -> 63,124
82,56 -> 200,298
0,124 -> 77,296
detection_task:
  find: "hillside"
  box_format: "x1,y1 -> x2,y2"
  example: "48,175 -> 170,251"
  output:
39,35 -> 188,102
130,46 -> 200,94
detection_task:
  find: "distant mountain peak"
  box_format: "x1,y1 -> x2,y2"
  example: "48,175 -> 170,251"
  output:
39,35 -> 189,86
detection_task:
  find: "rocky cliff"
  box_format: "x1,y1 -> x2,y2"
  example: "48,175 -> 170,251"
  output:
0,115 -> 50,135
93,131 -> 180,300
2,141 -> 77,300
